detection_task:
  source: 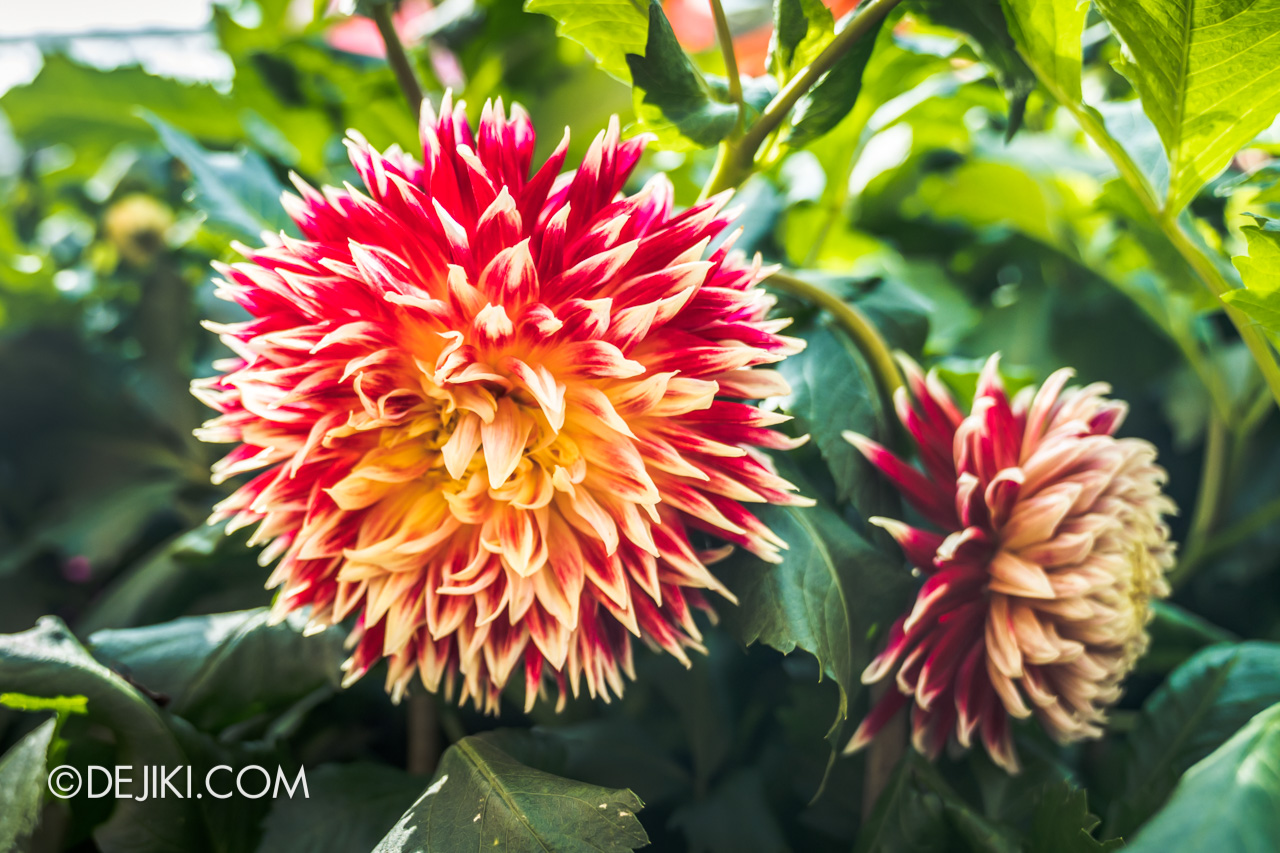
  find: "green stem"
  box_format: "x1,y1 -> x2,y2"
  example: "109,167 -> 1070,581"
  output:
767,271 -> 904,398
1190,495 -> 1280,570
709,0 -> 743,106
372,1 -> 425,118
700,0 -> 903,198
1170,415 -> 1230,587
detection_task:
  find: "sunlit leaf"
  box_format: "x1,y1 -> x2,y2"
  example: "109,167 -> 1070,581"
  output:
0,718 -> 58,853
523,0 -> 651,84
1225,222 -> 1280,342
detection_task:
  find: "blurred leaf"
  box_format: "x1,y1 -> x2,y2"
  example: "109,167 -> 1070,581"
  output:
523,0 -> 651,84
1124,702 -> 1280,853
1092,0 -> 1280,213
668,768 -> 788,853
909,0 -> 1034,135
257,762 -> 424,853
996,0 -> 1088,102
142,112 -> 294,241
785,15 -> 883,149
0,693 -> 87,714
1138,600 -> 1238,674
626,3 -> 739,150
0,717 -> 57,853
90,608 -> 344,736
1027,782 -> 1121,852
0,617 -> 200,853
1225,223 -> 1280,341
719,481 -> 911,735
1109,642 -> 1280,836
373,733 -> 648,853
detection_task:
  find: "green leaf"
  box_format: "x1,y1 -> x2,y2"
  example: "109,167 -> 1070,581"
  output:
996,0 -> 1089,103
1092,0 -> 1280,214
625,3 -> 739,151
1125,701 -> 1280,853
89,608 -> 344,737
719,482 -> 911,732
523,0 -> 651,84
141,111 -> 294,242
776,307 -> 895,512
373,733 -> 649,853
785,14 -> 884,149
257,763 -> 424,853
770,0 -> 835,84
909,0 -> 1035,136
1109,642 -> 1280,837
1225,223 -> 1280,341
0,718 -> 57,853
1028,783 -> 1122,853
0,617 -> 199,853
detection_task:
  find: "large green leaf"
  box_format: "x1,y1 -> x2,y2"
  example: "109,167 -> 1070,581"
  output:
90,608 -> 345,736
625,3 -> 739,151
719,483 -> 911,731
0,617 -> 199,853
257,763 -> 424,853
523,0 -> 651,84
1125,701 -> 1280,852
0,717 -> 57,852
373,733 -> 648,853
142,112 -> 294,241
996,0 -> 1089,103
1108,642 -> 1280,836
1225,223 -> 1280,341
1091,0 -> 1280,213
1027,783 -> 1122,853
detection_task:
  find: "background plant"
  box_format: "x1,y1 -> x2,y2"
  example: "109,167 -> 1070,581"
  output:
2,0 -> 1280,850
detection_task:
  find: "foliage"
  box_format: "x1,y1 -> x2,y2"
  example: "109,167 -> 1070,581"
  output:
3,0 -> 1280,849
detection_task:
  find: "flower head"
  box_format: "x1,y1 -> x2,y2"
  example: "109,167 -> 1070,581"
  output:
843,356 -> 1175,772
194,97 -> 808,712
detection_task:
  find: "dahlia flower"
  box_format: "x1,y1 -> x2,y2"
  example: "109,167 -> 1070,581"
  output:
193,97 -> 809,712
843,356 -> 1175,772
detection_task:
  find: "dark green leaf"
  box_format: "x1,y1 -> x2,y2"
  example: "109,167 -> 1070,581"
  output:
1092,0 -> 1280,213
770,0 -> 835,84
257,763 -> 424,853
1125,701 -> 1280,853
1109,642 -> 1280,836
523,0 -> 651,84
668,768 -> 788,853
1028,782 -> 1122,853
909,0 -> 1035,136
719,483 -> 911,733
373,733 -> 649,853
90,608 -> 344,736
142,111 -> 294,241
625,3 -> 739,150
785,15 -> 883,149
0,718 -> 57,853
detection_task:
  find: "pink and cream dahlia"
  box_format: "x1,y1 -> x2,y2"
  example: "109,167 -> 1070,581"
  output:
193,97 -> 809,712
843,356 -> 1175,772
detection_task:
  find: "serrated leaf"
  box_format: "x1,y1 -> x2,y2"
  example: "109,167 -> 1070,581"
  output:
785,14 -> 884,149
1092,0 -> 1280,214
1028,783 -> 1122,853
90,608 -> 345,736
374,733 -> 648,853
1109,642 -> 1280,837
1125,701 -> 1280,853
0,718 -> 57,853
625,3 -> 739,151
909,0 -> 1035,136
523,0 -> 651,84
257,763 -> 424,853
1225,223 -> 1280,342
719,483 -> 911,731
142,111 -> 294,241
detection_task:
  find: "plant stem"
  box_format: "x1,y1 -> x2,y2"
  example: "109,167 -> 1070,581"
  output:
709,0 -> 743,106
701,0 -> 903,198
766,271 -> 904,398
407,693 -> 440,775
1171,415 -> 1230,587
862,684 -> 905,818
372,1 -> 425,118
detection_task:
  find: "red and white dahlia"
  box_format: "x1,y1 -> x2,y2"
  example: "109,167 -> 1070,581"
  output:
193,97 -> 809,712
844,356 -> 1175,772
